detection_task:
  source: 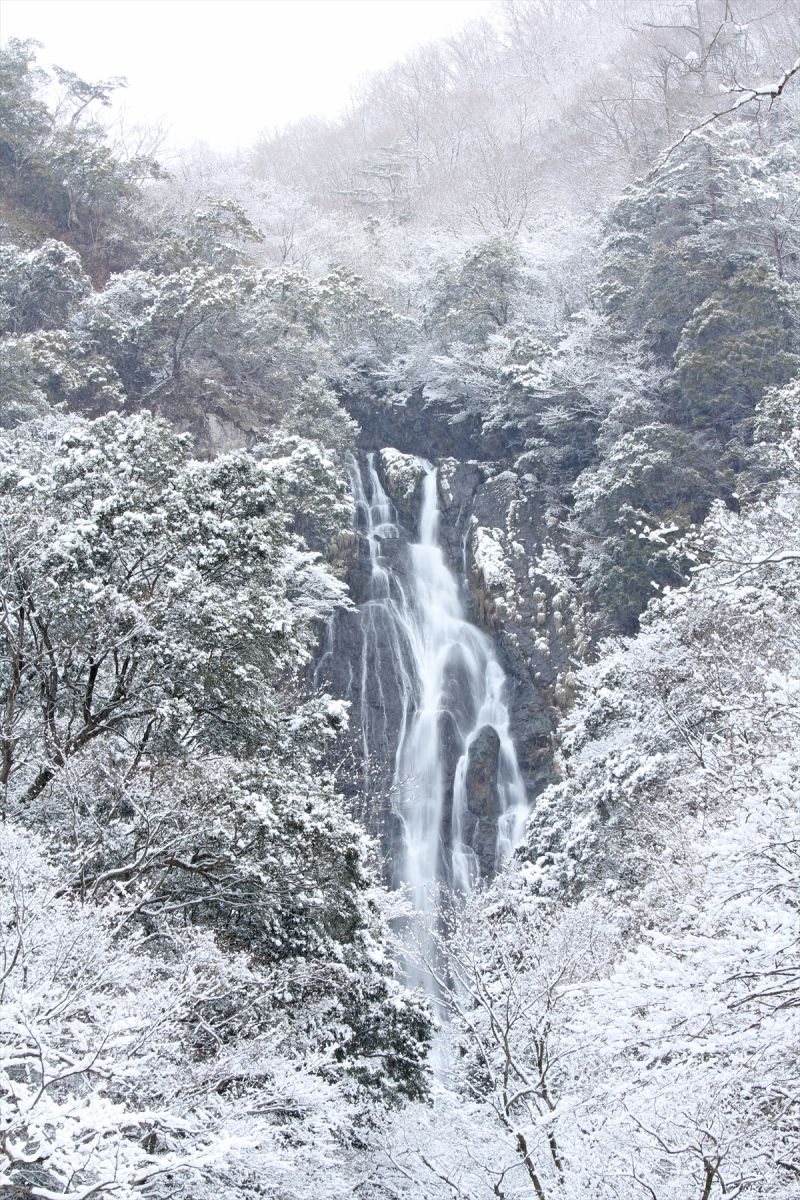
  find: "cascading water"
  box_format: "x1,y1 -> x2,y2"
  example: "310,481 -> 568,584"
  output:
341,451 -> 528,932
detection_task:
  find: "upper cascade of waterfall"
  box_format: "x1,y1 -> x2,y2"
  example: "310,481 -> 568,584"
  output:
418,468 -> 440,548
344,450 -> 528,916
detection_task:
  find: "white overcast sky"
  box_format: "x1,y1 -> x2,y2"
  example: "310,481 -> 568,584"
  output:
1,0 -> 496,151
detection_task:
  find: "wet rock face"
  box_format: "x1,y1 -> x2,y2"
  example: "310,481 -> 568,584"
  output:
431,463 -> 576,799
317,391 -> 587,874
463,726 -> 502,877
436,708 -> 462,868
376,448 -> 428,529
346,383 -> 522,463
314,535 -> 418,864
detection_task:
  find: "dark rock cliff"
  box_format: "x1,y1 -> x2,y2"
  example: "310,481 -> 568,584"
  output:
314,387 -> 587,874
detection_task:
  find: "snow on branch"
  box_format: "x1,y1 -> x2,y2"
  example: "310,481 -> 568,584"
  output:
652,56 -> 800,172
716,547 -> 800,587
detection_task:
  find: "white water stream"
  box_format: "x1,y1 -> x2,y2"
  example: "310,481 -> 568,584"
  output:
349,452 -> 528,940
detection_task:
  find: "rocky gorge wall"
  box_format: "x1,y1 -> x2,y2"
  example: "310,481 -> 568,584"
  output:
316,386 -> 589,879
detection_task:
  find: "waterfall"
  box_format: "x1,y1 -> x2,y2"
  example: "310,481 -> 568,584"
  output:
346,451 -> 528,933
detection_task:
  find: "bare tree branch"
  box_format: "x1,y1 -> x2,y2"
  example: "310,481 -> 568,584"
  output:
652,56 -> 800,172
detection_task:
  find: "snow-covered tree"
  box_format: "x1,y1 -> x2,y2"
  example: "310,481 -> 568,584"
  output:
0,410 -> 431,1197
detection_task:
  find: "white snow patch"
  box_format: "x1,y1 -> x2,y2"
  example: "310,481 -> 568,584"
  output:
378,448 -> 428,506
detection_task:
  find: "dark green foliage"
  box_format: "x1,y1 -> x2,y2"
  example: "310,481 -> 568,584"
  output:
589,533 -> 688,635
0,39 -> 161,279
671,262 -> 799,432
637,239 -> 737,357
575,423 -> 725,533
143,196 -> 266,274
0,238 -> 91,333
0,329 -> 124,421
0,39 -> 52,194
597,131 -> 779,358
597,139 -> 730,354
428,237 -> 522,345
582,118 -> 800,633
574,422 -> 726,631
333,961 -> 432,1104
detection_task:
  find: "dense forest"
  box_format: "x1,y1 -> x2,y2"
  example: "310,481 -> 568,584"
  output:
1,1 -> 799,1196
